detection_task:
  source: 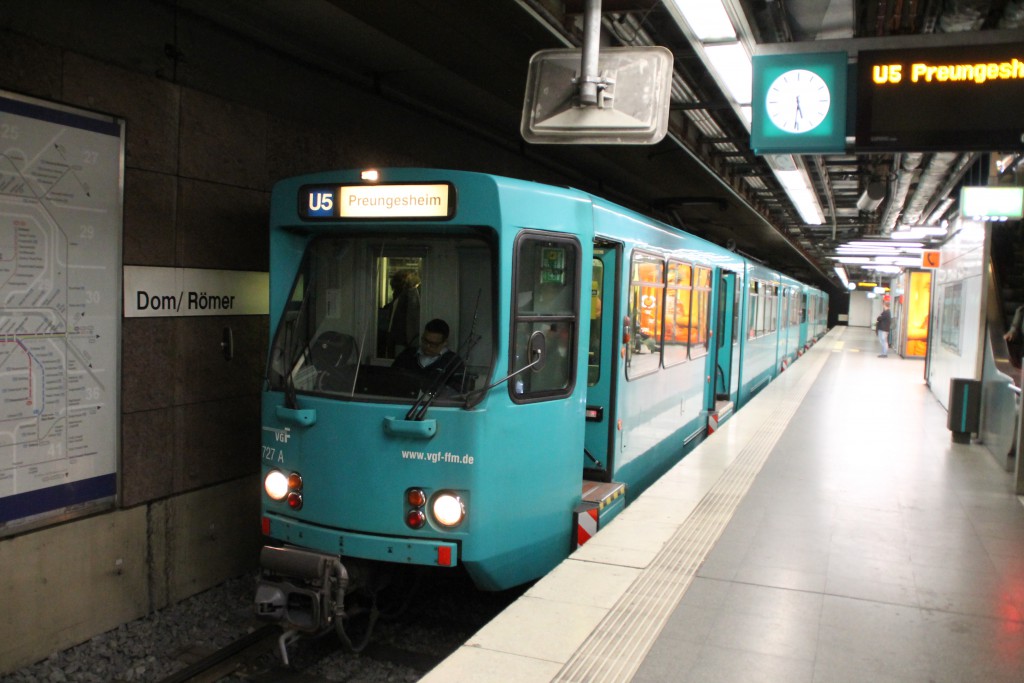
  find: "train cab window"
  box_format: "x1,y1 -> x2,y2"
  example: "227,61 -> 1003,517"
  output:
689,266 -> 712,359
510,233 -> 580,400
626,252 -> 664,378
266,233 -> 495,405
663,260 -> 691,367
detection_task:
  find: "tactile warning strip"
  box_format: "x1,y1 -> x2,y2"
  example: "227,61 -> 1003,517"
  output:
555,347 -> 831,682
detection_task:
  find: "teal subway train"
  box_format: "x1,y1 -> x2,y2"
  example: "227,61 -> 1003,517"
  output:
254,168 -> 827,647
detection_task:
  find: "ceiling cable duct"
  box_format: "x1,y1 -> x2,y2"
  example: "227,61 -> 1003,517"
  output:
901,152 -> 960,225
918,152 -> 977,222
879,152 -> 924,234
813,156 -> 839,239
938,0 -> 990,32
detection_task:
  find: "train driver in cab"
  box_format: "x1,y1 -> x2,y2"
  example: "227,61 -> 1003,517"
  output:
392,318 -> 465,392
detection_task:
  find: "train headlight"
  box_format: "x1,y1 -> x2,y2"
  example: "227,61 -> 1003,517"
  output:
264,470 -> 289,500
432,492 -> 465,528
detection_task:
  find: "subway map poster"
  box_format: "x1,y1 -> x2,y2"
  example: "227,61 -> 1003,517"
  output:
0,91 -> 123,535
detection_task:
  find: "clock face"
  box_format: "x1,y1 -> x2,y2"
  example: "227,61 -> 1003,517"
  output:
765,69 -> 831,134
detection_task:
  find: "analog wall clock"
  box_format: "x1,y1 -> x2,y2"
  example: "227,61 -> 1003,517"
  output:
750,52 -> 848,154
764,69 -> 831,134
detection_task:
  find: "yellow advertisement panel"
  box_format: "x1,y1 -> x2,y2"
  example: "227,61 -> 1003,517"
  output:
906,270 -> 931,357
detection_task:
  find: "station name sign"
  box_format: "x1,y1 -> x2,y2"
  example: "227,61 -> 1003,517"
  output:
300,183 -> 454,220
856,42 -> 1024,151
124,266 -> 268,317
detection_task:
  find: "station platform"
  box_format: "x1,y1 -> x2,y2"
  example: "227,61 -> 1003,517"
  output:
422,326 -> 1024,682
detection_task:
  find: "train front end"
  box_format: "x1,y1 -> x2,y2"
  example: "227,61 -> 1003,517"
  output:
254,169 -> 587,639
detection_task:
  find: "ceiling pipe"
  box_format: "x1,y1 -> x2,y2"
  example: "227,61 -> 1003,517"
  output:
879,152 -> 924,235
579,0 -> 603,106
901,152 -> 960,225
918,152 -> 977,223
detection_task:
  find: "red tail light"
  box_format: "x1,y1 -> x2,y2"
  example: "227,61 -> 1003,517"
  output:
406,509 -> 426,529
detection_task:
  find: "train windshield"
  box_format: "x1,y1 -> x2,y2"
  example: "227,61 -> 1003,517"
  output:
266,231 -> 495,406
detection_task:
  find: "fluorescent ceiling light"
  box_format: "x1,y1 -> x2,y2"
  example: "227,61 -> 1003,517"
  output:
841,241 -> 922,248
774,169 -> 809,192
770,161 -> 824,225
703,42 -> 752,105
834,257 -> 871,263
668,0 -> 736,41
892,226 -> 948,239
787,185 -> 825,224
833,265 -> 850,287
837,245 -> 901,253
838,248 -> 902,256
738,105 -> 752,130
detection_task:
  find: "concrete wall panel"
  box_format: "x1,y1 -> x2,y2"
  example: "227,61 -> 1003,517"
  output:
175,178 -> 269,271
123,168 -> 178,266
0,508 -> 149,671
163,477 -> 261,603
0,32 -> 61,100
175,397 -> 260,493
121,408 -> 176,507
63,53 -> 180,174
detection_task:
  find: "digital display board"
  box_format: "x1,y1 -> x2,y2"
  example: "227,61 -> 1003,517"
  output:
856,42 -> 1024,151
299,183 -> 454,220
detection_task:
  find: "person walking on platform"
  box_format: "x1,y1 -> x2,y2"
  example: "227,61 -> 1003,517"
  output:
876,301 -> 891,358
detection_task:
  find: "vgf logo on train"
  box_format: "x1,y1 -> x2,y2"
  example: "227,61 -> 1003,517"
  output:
307,190 -> 335,216
261,426 -> 291,462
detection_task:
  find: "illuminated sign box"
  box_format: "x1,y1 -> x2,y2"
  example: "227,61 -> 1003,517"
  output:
856,42 -> 1024,151
300,183 -> 454,220
960,186 -> 1024,221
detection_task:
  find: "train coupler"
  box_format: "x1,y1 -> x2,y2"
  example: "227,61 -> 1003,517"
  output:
255,545 -> 349,635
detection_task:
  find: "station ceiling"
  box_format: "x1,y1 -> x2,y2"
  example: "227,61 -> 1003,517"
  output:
178,0 -> 1024,294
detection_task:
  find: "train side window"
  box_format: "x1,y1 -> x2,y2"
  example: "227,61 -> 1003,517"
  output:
588,258 -> 604,386
510,232 -> 580,400
733,275 -> 741,345
689,266 -> 712,359
626,251 -> 663,378
663,260 -> 691,367
747,279 -> 760,338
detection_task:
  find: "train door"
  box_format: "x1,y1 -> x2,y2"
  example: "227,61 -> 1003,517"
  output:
713,270 -> 737,401
583,241 -> 621,481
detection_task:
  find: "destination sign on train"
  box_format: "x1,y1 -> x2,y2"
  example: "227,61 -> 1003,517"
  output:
300,183 -> 453,220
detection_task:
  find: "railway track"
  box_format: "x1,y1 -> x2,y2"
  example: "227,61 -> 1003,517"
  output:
155,571 -> 523,682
